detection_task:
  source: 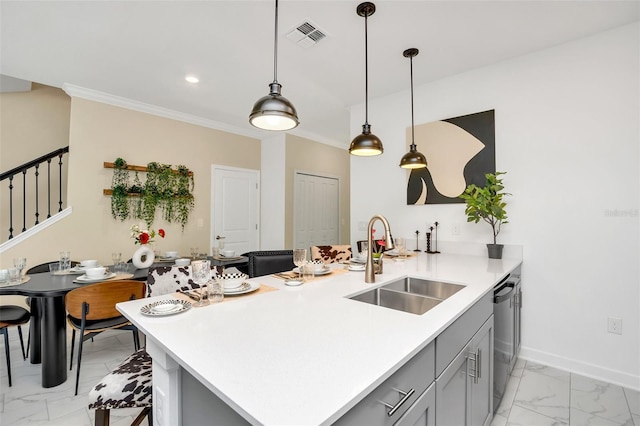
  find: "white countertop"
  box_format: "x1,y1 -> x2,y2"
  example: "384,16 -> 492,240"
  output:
117,252 -> 522,425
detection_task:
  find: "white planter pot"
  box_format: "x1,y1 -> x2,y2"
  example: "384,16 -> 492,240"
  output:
132,245 -> 155,269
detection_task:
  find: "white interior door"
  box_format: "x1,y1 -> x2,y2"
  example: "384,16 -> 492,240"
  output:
294,172 -> 339,250
212,166 -> 259,255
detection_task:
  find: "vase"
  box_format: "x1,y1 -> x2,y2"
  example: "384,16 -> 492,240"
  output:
487,244 -> 504,259
132,244 -> 155,269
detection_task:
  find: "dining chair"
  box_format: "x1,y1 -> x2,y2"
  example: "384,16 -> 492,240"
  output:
0,301 -> 30,387
310,245 -> 352,264
66,279 -> 145,396
241,250 -> 295,277
87,266 -> 196,426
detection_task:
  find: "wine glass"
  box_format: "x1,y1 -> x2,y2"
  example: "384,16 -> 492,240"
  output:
13,257 -> 27,276
293,249 -> 307,279
190,260 -> 211,307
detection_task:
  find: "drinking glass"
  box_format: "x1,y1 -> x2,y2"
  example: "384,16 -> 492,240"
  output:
112,252 -> 122,272
293,249 -> 307,279
208,278 -> 224,303
191,260 -> 211,307
13,257 -> 27,276
59,251 -> 70,272
9,267 -> 21,284
395,237 -> 406,256
190,247 -> 199,259
302,263 -> 315,282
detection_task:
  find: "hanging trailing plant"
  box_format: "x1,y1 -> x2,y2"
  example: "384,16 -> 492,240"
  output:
108,158 -> 195,229
174,165 -> 195,229
110,157 -> 130,221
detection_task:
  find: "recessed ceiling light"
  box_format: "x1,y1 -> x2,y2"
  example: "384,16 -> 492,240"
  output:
185,75 -> 199,83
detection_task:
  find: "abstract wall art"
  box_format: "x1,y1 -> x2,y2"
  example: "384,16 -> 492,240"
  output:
407,109 -> 495,205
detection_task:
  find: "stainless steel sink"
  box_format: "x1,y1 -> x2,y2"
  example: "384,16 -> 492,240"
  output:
383,277 -> 465,300
348,278 -> 465,315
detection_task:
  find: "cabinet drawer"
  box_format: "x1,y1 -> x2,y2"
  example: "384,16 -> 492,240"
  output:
435,292 -> 492,376
334,343 -> 435,426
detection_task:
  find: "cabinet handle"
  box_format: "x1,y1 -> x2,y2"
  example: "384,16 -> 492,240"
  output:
468,349 -> 481,384
381,387 -> 415,417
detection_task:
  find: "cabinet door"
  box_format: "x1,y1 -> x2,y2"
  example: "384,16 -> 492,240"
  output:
468,316 -> 494,426
395,382 -> 435,426
435,343 -> 469,426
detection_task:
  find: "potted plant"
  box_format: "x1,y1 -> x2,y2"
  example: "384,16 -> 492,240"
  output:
110,157 -> 130,221
460,172 -> 510,259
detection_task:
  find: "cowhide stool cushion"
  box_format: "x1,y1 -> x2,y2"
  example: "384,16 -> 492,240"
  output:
310,245 -> 352,264
146,265 -> 199,297
88,348 -> 152,426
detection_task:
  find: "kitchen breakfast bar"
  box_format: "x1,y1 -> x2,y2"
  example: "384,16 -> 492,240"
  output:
117,251 -> 523,425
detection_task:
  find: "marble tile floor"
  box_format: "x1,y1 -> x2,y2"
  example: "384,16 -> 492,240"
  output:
0,325 -> 148,426
492,359 -> 640,426
1,326 -> 639,426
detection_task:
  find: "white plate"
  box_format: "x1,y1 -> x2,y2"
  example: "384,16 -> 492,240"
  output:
292,267 -> 332,276
74,272 -> 117,283
140,299 -> 192,316
348,265 -> 366,271
284,279 -> 303,287
224,281 -> 259,295
70,265 -> 101,273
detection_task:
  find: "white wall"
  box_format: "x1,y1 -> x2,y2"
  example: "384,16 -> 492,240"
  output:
351,23 -> 639,389
260,134 -> 286,249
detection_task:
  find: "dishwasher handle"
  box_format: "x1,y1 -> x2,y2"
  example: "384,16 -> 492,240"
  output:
494,283 -> 514,304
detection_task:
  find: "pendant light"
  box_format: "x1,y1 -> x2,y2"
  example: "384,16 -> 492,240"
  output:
349,2 -> 383,156
399,48 -> 427,169
249,0 -> 299,131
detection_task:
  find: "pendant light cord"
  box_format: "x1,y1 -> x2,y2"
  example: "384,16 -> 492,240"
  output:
364,9 -> 369,125
410,54 -> 415,148
273,0 -> 279,84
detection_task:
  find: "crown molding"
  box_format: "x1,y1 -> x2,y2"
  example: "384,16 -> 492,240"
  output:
62,83 -> 264,139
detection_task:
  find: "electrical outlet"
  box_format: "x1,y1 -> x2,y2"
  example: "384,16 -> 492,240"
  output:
452,223 -> 461,236
607,317 -> 622,335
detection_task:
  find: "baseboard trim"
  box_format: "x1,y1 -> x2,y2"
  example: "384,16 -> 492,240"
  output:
519,345 -> 640,391
0,207 -> 73,253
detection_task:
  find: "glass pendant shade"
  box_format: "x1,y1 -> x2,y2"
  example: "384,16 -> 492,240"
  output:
350,123 -> 383,156
249,0 -> 299,131
399,47 -> 427,169
250,82 -> 299,131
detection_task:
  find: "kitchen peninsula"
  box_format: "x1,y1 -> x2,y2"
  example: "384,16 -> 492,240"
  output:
117,251 -> 522,425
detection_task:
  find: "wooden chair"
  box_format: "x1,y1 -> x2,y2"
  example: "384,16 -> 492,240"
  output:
0,304 -> 30,387
66,280 -> 145,396
310,245 -> 352,264
87,269 -> 193,426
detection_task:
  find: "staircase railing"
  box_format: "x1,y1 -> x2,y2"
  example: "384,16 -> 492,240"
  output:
0,146 -> 70,240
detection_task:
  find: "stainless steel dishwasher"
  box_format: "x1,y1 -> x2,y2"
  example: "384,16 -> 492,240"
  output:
493,274 -> 522,413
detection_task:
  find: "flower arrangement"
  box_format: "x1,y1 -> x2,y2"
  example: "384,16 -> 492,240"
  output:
371,229 -> 386,258
130,224 -> 165,245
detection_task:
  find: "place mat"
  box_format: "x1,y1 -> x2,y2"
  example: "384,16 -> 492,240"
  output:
174,283 -> 278,305
0,276 -> 30,288
110,273 -> 135,280
212,255 -> 245,261
272,268 -> 347,281
380,251 -> 418,258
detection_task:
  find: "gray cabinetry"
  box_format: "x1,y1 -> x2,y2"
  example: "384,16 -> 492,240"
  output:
436,316 -> 494,426
395,382 -> 436,426
334,342 -> 435,425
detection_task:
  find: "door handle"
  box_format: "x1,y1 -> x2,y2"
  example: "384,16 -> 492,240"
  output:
468,348 -> 481,384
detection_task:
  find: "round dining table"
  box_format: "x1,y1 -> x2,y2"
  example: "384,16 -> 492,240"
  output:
0,267 -> 148,388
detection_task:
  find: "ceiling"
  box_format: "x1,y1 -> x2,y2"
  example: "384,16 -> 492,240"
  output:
1,1 -> 638,147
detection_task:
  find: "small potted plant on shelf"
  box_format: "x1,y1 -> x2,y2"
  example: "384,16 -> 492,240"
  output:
460,171 -> 510,259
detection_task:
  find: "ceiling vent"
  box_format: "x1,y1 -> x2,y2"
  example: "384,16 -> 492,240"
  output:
286,21 -> 326,48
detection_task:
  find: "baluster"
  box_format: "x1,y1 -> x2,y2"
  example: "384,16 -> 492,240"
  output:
47,158 -> 52,218
8,175 -> 14,239
34,164 -> 40,225
22,170 -> 27,233
58,153 -> 63,212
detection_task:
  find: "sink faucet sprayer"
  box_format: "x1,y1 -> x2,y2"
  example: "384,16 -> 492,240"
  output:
365,215 -> 394,283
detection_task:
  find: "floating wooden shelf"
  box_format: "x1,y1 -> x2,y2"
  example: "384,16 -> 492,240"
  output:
103,162 -> 194,176
103,189 -> 142,196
